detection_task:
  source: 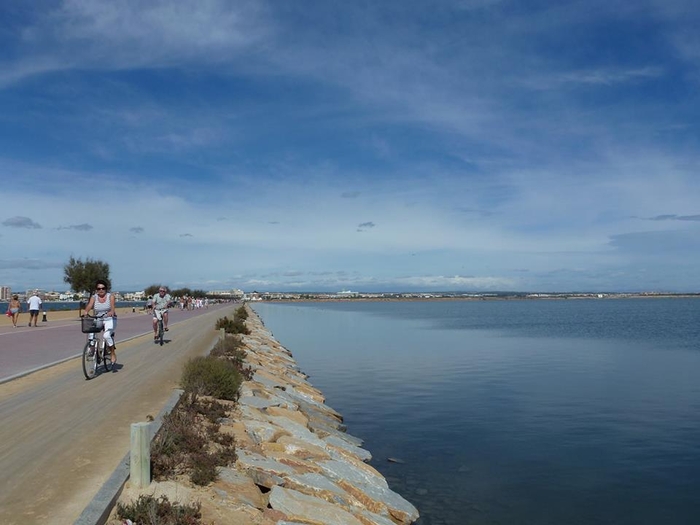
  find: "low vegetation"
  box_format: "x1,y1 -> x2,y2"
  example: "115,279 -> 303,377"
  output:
149,306 -> 252,487
209,334 -> 253,380
215,315 -> 250,335
214,304 -> 250,335
116,494 -> 202,525
235,305 -> 248,320
180,356 -> 242,401
151,392 -> 237,486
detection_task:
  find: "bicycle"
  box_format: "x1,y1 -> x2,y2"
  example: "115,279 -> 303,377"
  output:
153,308 -> 166,346
80,314 -> 114,379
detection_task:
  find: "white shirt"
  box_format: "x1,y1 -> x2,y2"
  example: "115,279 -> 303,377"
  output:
27,295 -> 42,310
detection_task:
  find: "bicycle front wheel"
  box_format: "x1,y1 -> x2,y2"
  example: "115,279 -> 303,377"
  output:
159,320 -> 164,346
82,341 -> 97,380
101,340 -> 113,372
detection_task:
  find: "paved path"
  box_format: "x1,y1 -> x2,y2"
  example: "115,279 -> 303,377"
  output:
0,304 -> 233,383
0,303 -> 238,525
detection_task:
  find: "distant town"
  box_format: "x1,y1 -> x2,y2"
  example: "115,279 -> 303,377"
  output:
1,286 -> 699,303
257,290 -> 700,301
0,287 -> 245,302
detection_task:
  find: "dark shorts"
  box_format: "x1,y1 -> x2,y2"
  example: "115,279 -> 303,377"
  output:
29,309 -> 39,316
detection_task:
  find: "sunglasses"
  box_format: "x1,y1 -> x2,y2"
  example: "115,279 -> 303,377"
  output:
96,286 -> 106,290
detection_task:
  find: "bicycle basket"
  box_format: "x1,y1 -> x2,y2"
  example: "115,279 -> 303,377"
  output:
81,317 -> 104,333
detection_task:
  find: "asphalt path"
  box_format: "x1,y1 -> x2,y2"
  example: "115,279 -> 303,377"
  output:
0,302 -> 238,525
0,305 -> 232,383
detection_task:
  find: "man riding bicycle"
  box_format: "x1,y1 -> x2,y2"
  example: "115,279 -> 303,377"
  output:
152,286 -> 172,340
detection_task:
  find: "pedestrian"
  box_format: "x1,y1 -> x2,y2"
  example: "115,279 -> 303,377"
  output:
8,294 -> 21,327
27,291 -> 42,327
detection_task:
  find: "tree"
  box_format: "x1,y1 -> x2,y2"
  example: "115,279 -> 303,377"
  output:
171,287 -> 192,298
145,284 -> 165,297
64,256 -> 111,294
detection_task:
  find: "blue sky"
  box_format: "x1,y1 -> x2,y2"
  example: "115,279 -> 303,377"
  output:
1,0 -> 699,293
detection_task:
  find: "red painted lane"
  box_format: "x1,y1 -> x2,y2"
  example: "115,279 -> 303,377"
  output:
0,303 -> 234,383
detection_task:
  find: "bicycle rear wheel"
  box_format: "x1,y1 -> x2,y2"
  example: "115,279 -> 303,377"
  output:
82,340 -> 97,380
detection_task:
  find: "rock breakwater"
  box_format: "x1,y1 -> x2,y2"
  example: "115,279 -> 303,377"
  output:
112,307 -> 419,525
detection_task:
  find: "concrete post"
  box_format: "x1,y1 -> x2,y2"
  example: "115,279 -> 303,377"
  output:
220,327 -> 225,341
42,311 -> 47,322
130,422 -> 151,488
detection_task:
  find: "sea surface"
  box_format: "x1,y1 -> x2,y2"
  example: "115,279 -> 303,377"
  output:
251,298 -> 700,525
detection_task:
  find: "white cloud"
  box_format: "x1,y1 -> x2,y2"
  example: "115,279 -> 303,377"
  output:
1,2 -> 699,292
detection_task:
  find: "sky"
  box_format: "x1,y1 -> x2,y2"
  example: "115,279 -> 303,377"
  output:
1,0 -> 699,294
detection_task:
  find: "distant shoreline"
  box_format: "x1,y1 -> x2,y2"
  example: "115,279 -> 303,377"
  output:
261,293 -> 700,303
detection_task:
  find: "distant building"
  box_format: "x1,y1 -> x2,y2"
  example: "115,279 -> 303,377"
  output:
0,286 -> 10,300
122,291 -> 146,301
207,289 -> 244,298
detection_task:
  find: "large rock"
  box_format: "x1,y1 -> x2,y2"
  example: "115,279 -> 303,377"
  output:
268,486 -> 364,525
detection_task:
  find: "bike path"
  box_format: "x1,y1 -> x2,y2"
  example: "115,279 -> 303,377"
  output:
0,303 -> 234,383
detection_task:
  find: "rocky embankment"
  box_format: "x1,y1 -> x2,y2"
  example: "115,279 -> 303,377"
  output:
113,307 -> 419,525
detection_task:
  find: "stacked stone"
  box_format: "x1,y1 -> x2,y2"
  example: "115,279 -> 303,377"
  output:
224,309 -> 420,525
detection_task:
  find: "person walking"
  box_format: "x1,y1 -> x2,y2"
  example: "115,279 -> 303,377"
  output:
27,291 -> 42,327
8,294 -> 21,327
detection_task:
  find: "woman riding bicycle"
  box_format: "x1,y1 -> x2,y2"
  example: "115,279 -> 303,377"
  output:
81,279 -> 118,364
152,286 -> 171,341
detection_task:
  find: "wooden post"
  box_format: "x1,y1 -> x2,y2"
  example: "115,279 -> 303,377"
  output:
130,422 -> 151,488
219,327 -> 225,341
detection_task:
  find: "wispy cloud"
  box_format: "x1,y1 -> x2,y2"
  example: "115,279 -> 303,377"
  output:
56,223 -> 93,231
2,216 -> 42,229
0,258 -> 63,270
646,214 -> 700,221
1,0 -> 272,86
526,67 -> 665,90
393,275 -> 516,290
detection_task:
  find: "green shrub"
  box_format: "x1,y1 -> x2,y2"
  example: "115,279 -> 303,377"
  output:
210,333 -> 244,358
210,336 -> 254,380
181,356 -> 242,401
215,315 -> 250,335
116,494 -> 202,525
235,305 -> 248,320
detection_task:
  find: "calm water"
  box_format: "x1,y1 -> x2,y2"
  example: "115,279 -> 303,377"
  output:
252,299 -> 700,525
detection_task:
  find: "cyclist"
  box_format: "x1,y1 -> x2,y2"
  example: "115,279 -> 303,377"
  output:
81,279 -> 117,364
152,286 -> 172,340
